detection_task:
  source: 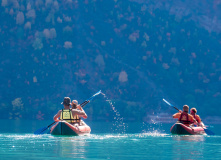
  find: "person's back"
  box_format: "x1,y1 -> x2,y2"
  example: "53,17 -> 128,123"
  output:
54,97 -> 72,122
60,108 -> 77,123
190,108 -> 204,127
53,97 -> 87,125
173,105 -> 196,126
71,100 -> 87,125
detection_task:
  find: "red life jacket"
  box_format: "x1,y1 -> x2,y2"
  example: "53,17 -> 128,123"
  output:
178,112 -> 191,124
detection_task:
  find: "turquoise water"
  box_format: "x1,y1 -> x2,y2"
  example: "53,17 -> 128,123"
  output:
0,120 -> 220,160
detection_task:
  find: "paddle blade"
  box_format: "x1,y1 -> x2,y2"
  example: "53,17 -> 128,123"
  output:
163,98 -> 173,106
88,90 -> 101,101
93,90 -> 101,97
204,128 -> 215,135
34,127 -> 48,135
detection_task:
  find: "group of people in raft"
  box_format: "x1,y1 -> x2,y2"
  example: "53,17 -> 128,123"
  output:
173,105 -> 204,127
54,97 -> 204,128
53,97 -> 88,126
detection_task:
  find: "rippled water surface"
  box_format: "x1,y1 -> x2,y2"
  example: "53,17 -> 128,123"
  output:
0,120 -> 220,160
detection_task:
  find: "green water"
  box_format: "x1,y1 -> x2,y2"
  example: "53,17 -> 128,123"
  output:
0,133 -> 221,160
0,120 -> 220,160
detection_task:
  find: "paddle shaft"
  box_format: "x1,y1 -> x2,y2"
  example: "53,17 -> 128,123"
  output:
80,100 -> 89,108
173,106 -> 179,112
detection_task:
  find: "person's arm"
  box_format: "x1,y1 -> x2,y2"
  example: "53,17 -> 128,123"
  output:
77,105 -> 88,118
72,108 -> 87,119
53,110 -> 62,122
196,115 -> 204,127
196,115 -> 202,123
173,112 -> 181,118
199,122 -> 205,127
189,115 -> 197,125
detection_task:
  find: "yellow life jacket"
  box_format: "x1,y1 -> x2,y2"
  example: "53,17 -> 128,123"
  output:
60,109 -> 80,124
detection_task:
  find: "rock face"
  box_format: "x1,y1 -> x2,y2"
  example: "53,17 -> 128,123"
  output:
132,0 -> 221,33
0,0 -> 220,121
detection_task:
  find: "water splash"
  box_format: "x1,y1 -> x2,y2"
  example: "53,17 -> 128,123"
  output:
141,121 -> 165,135
101,92 -> 128,134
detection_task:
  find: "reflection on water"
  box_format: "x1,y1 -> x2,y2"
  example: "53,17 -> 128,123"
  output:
0,119 -> 220,159
0,133 -> 220,160
172,135 -> 206,142
53,137 -> 87,159
172,135 -> 206,160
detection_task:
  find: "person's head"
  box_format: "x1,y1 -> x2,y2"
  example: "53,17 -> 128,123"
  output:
190,108 -> 197,114
61,97 -> 71,106
71,100 -> 78,109
183,105 -> 189,113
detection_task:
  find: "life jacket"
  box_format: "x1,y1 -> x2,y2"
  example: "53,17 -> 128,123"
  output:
178,112 -> 191,124
60,109 -> 80,124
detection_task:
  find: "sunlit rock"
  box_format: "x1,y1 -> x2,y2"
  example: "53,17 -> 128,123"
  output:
95,55 -> 105,66
63,26 -> 73,33
141,41 -> 147,48
32,38 -> 43,50
57,17 -> 62,23
27,2 -> 32,10
53,0 -> 59,11
46,0 -> 53,7
16,12 -> 25,25
35,0 -> 44,8
118,71 -> 128,82
33,76 -> 37,83
26,9 -> 36,19
9,8 -> 14,16
1,0 -> 8,7
64,41 -> 72,49
50,28 -> 57,39
12,0 -> 19,9
24,22 -> 31,30
162,63 -> 170,69
143,33 -> 149,41
43,29 -> 50,39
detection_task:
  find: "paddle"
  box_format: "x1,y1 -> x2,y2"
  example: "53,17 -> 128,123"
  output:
163,98 -> 215,135
81,90 -> 101,107
163,99 -> 179,112
34,121 -> 56,135
34,90 -> 102,135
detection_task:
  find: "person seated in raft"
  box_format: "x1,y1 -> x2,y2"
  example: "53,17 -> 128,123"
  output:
190,108 -> 205,127
53,97 -> 87,125
172,105 -> 197,127
71,100 -> 88,126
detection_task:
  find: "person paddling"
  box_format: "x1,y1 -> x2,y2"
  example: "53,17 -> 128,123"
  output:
53,97 -> 87,125
190,108 -> 204,127
71,100 -> 88,125
172,105 -> 196,126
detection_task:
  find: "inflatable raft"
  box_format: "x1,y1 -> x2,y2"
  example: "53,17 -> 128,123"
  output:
50,120 -> 91,136
170,123 -> 206,135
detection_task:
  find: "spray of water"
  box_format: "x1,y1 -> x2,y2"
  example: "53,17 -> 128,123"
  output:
101,92 -> 128,134
141,115 -> 165,135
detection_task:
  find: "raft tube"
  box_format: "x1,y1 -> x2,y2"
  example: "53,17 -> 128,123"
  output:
170,123 -> 206,135
50,120 -> 91,136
